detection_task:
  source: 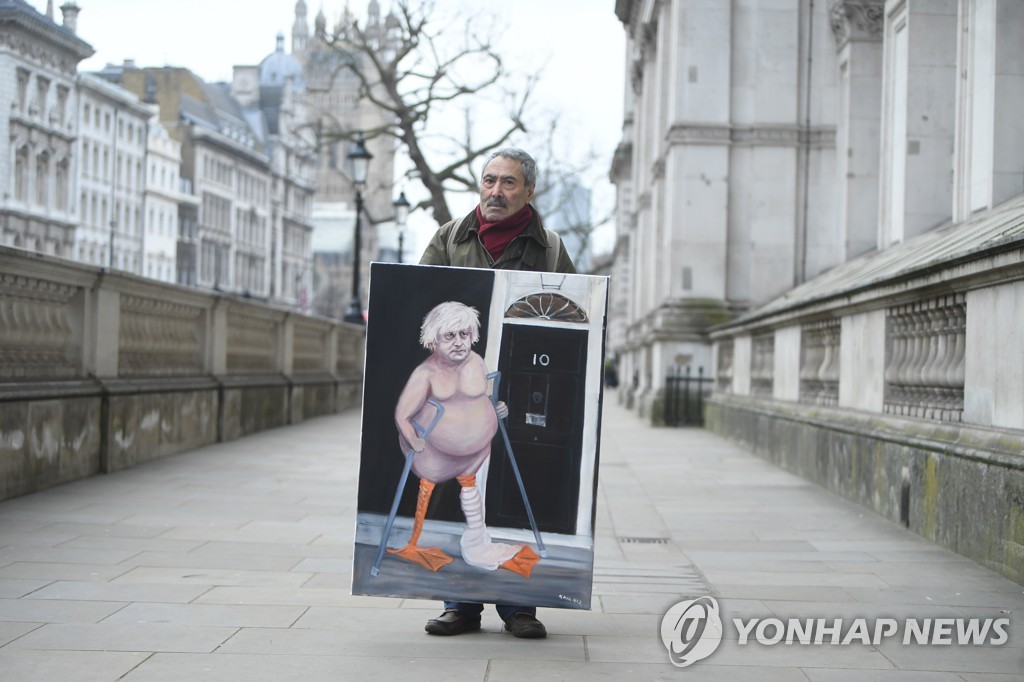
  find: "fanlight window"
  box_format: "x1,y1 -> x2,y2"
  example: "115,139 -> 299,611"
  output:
505,293 -> 587,322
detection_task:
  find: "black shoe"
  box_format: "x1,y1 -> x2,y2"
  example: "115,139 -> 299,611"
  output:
503,611 -> 547,639
425,609 -> 481,636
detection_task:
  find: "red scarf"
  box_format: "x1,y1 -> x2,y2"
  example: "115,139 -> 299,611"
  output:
476,204 -> 533,261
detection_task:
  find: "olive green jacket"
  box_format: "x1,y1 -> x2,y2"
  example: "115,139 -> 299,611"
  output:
418,206 -> 577,274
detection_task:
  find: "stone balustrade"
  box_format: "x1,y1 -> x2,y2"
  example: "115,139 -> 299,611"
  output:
799,318 -> 840,407
883,294 -> 965,421
749,332 -> 774,398
705,196 -> 1024,584
0,246 -> 365,501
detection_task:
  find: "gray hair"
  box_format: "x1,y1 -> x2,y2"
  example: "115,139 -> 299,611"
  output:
419,301 -> 481,351
483,147 -> 537,189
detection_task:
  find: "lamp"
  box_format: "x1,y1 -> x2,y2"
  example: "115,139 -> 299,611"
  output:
393,191 -> 410,263
343,134 -> 373,324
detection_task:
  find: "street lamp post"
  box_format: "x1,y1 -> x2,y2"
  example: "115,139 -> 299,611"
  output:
393,191 -> 410,263
343,135 -> 372,324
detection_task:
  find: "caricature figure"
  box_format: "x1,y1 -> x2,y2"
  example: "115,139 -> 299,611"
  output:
390,301 -> 539,577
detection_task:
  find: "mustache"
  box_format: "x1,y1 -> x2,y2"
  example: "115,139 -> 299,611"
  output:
486,197 -> 509,208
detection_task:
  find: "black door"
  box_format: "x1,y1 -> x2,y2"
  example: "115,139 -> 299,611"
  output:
486,324 -> 588,535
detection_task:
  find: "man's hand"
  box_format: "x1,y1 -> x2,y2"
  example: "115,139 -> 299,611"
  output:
411,436 -> 426,452
495,401 -> 509,419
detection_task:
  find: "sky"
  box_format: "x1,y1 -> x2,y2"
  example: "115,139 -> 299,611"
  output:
44,0 -> 626,255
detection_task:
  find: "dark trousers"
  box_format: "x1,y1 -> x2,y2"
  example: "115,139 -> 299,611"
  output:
444,601 -> 536,620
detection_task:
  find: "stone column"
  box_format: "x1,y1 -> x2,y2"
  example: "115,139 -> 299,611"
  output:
878,0 -> 958,245
207,298 -> 228,375
85,285 -> 119,378
829,0 -> 884,259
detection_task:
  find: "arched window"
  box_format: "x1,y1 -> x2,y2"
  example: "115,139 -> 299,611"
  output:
505,292 -> 588,322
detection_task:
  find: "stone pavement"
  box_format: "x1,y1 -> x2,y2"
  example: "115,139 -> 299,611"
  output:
0,400 -> 1021,681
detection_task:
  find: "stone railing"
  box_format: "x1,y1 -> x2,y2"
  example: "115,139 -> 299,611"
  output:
799,318 -> 840,407
749,332 -> 774,398
705,195 -> 1024,584
884,294 -> 965,421
0,246 -> 365,501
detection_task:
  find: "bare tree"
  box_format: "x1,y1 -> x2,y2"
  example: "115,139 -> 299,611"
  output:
532,119 -> 615,269
319,0 -> 539,225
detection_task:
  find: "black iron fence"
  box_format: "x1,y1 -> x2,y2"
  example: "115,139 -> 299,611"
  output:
664,365 -> 713,426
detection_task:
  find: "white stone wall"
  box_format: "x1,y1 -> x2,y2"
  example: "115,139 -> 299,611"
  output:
773,325 -> 802,402
964,281 -> 1024,429
838,309 -> 887,413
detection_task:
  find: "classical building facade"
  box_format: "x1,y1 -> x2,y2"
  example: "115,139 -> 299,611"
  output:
102,61 -> 317,305
612,0 -> 1024,583
292,0 -> 399,319
611,0 -> 840,415
143,120 -> 188,284
0,1 -> 397,317
75,72 -> 154,273
0,2 -> 319,308
0,1 -> 91,256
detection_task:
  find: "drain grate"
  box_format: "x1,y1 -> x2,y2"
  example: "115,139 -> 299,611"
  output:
592,561 -> 712,597
618,536 -> 670,544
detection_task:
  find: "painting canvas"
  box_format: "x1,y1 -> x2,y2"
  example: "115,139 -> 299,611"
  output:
351,263 -> 608,610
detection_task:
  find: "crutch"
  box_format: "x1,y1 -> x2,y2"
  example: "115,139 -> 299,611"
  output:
371,399 -> 445,577
487,371 -> 548,558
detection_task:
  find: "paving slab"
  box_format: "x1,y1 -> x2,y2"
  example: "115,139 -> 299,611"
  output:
0,650 -> 151,682
24,580 -> 210,604
4,622 -> 237,652
120,653 -> 489,682
0,401 -> 1020,680
0,598 -> 126,623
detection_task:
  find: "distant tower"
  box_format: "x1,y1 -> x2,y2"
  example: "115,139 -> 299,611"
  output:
299,1 -> 397,218
292,0 -> 308,57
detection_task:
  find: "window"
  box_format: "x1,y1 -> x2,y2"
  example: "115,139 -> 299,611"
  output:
16,68 -> 29,114
35,77 -> 49,119
56,86 -> 68,126
36,152 -> 49,206
56,159 -> 69,211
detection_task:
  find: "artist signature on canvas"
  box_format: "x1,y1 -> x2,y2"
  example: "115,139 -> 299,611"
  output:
559,594 -> 583,606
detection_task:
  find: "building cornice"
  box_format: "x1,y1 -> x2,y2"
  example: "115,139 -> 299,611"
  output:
0,3 -> 93,72
667,123 -> 837,149
186,124 -> 270,169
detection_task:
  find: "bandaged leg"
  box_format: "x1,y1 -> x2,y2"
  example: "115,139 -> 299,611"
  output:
457,475 -> 539,577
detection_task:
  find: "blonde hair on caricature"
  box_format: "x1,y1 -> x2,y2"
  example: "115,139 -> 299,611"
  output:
420,301 -> 481,350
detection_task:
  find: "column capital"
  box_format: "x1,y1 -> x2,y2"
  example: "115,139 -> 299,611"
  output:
828,0 -> 885,49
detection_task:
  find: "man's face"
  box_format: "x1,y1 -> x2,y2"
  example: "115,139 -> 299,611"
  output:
479,156 -> 534,222
435,327 -> 473,363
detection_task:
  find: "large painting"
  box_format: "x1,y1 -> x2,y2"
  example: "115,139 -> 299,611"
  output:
351,263 -> 608,609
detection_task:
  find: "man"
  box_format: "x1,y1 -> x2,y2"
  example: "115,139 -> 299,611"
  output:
418,147 -> 576,639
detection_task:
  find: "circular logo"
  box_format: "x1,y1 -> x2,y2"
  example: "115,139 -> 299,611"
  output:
660,595 -> 724,667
